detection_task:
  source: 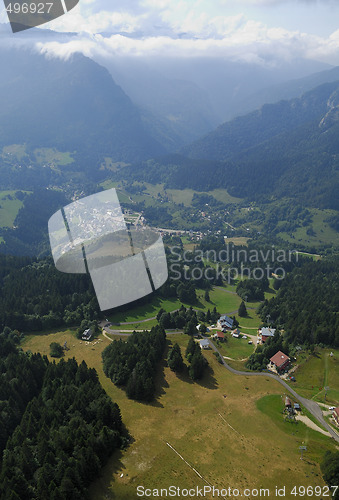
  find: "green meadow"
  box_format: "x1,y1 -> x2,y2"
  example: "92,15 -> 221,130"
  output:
21,332 -> 336,500
0,190 -> 27,228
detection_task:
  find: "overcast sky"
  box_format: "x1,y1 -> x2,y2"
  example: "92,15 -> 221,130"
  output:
1,0 -> 339,65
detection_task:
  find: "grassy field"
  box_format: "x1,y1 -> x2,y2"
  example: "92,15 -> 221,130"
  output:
166,187 -> 242,206
107,286 -> 249,326
107,297 -> 183,324
256,394 -> 333,453
287,348 -> 339,405
0,190 -> 26,228
214,335 -> 255,360
2,144 -> 27,160
21,331 -> 335,500
278,208 -> 339,248
34,147 -> 74,166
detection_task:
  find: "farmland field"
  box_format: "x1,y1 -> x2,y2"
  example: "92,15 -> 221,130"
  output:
21,331 -> 336,500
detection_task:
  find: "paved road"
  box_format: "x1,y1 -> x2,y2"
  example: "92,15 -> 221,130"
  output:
209,340 -> 339,443
99,321 -> 339,443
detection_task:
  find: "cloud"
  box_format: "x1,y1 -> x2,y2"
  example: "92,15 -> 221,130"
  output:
33,21 -> 339,68
2,0 -> 339,66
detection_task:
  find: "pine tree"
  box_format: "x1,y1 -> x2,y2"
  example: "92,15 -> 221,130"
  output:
168,343 -> 184,372
238,301 -> 247,317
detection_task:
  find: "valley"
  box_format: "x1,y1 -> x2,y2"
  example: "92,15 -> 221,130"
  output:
1,10 -> 339,498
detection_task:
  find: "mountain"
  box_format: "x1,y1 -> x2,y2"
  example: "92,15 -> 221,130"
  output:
94,54 -> 331,145
0,47 -> 165,164
126,81 -> 339,210
181,80 -> 339,161
234,65 -> 339,119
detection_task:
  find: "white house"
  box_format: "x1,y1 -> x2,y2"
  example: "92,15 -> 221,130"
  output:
82,328 -> 93,341
199,339 -> 210,350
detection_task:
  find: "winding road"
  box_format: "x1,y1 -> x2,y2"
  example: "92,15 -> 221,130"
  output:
99,321 -> 339,443
208,340 -> 339,443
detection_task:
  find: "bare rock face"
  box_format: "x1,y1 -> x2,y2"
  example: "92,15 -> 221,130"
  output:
319,87 -> 339,131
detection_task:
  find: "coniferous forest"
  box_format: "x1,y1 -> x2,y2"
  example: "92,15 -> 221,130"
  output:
102,326 -> 166,402
259,257 -> 339,347
0,335 -> 127,500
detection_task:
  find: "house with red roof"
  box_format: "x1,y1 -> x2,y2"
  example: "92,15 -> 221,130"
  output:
333,407 -> 339,427
269,351 -> 290,373
215,331 -> 225,342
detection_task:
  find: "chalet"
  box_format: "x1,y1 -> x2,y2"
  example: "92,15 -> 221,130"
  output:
82,328 -> 93,341
285,397 -> 292,408
218,315 -> 234,330
232,328 -> 240,338
333,407 -> 339,426
261,327 -> 276,343
269,351 -> 290,373
199,339 -> 210,350
215,331 -> 225,341
294,403 -> 301,411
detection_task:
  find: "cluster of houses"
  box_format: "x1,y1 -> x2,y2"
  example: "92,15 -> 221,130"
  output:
284,396 -> 301,415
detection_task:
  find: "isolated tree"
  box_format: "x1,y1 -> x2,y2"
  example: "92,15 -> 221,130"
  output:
168,343 -> 184,372
189,351 -> 207,381
49,342 -> 63,358
238,301 -> 247,318
204,290 -> 210,302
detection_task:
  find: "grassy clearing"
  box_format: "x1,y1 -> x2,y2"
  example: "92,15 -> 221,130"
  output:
0,190 -> 26,228
21,328 -> 111,367
166,187 -> 242,206
215,335 -> 255,360
237,310 -> 262,329
224,237 -> 250,246
21,332 -> 335,499
2,144 -> 27,160
108,286 -> 244,325
287,348 -> 339,405
34,148 -> 74,166
256,394 -> 332,452
109,319 -> 159,331
278,208 -> 339,248
100,159 -> 130,172
100,180 -> 120,190
107,297 -> 182,324
200,288 -> 242,314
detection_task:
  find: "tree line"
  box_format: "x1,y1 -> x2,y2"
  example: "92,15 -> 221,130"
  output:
0,335 -> 127,500
258,257 -> 339,348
